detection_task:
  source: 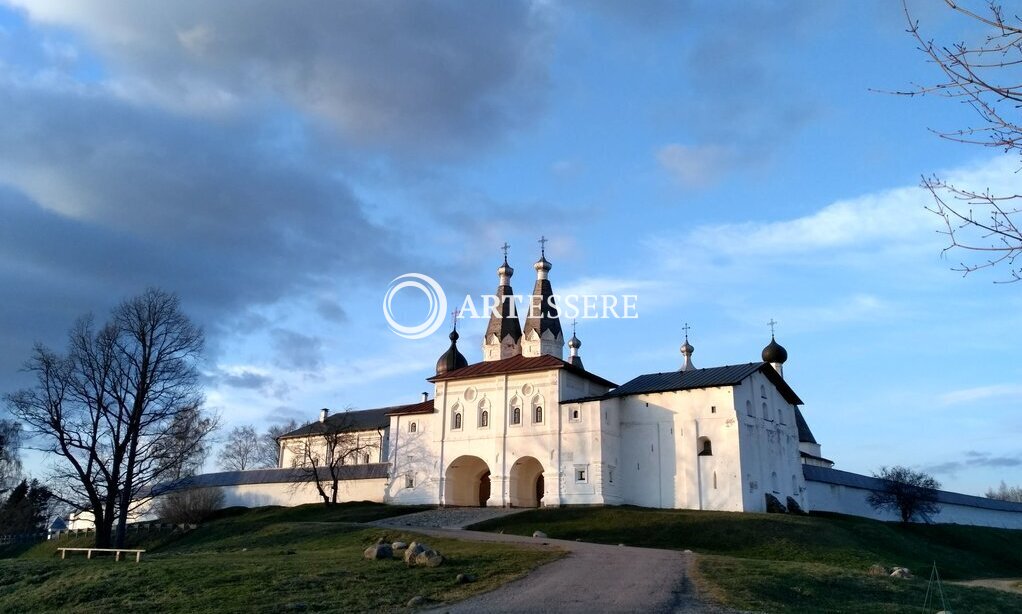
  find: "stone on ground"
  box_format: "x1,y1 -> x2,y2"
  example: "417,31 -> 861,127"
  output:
867,564 -> 888,576
407,595 -> 426,607
890,567 -> 913,579
391,541 -> 408,551
363,543 -> 393,560
532,530 -> 547,538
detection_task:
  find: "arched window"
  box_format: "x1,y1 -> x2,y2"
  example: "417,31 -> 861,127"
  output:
453,411 -> 462,430
761,402 -> 769,419
771,471 -> 779,492
791,474 -> 797,493
713,471 -> 718,489
571,409 -> 580,421
534,406 -> 543,423
777,408 -> 784,424
760,384 -> 767,399
409,422 -> 417,433
698,438 -> 712,456
512,406 -> 521,425
363,453 -> 370,464
746,400 -> 754,417
478,400 -> 490,428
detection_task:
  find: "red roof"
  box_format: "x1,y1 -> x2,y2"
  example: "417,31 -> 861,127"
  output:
384,399 -> 436,416
427,353 -> 617,388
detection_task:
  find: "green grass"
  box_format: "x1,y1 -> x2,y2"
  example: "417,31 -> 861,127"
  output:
470,506 -> 1022,612
0,502 -> 560,613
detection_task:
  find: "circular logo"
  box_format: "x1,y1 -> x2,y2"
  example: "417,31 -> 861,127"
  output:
382,273 -> 447,339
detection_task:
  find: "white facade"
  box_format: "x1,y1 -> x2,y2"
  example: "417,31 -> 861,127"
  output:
383,360 -> 806,514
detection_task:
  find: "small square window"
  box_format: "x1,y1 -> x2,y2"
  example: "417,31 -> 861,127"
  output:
405,474 -> 414,489
569,408 -> 581,423
710,406 -> 717,414
574,465 -> 588,483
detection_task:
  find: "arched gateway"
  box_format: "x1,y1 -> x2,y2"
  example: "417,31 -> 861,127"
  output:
444,455 -> 491,507
509,456 -> 544,508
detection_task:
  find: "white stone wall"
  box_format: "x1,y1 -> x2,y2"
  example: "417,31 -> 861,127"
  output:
806,478 -> 1022,530
735,371 -> 806,512
385,367 -> 614,507
279,428 -> 386,469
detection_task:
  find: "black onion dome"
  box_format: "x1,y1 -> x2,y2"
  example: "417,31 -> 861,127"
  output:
762,336 -> 788,364
436,330 -> 468,375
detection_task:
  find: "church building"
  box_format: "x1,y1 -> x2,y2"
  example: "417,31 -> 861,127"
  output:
278,245 -> 821,513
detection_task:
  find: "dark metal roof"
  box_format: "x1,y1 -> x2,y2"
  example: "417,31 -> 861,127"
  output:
803,465 -> 1022,513
485,271 -> 523,342
385,399 -> 436,416
436,330 -> 469,375
280,407 -> 393,439
606,362 -> 803,405
428,353 -> 617,388
154,465 -> 390,494
799,450 -> 834,464
523,276 -> 563,340
795,407 -> 818,444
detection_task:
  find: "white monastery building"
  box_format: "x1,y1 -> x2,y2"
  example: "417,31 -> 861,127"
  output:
152,246 -> 1022,530
277,247 -> 822,514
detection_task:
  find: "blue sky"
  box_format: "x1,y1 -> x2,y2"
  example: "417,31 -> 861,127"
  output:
1,1 -> 1019,496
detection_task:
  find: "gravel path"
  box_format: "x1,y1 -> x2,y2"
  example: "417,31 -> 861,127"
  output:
369,511 -> 738,613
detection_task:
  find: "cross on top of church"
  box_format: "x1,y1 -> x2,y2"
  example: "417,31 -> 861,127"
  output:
538,235 -> 548,257
768,318 -> 778,337
452,309 -> 461,330
500,241 -> 510,261
572,318 -> 577,336
681,322 -> 691,341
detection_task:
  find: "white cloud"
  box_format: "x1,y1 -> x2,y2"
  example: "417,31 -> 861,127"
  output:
938,383 -> 1022,407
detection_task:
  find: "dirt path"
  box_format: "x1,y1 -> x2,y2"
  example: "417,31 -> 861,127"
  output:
950,578 -> 1022,594
373,523 -> 736,613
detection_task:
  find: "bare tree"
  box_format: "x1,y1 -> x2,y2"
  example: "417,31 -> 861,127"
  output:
0,419 -> 21,495
5,288 -> 217,547
156,404 -> 218,481
867,465 -> 942,522
217,425 -> 260,471
155,487 -> 224,524
257,420 -> 300,469
281,414 -> 381,506
900,1 -> 1022,280
986,480 -> 1022,502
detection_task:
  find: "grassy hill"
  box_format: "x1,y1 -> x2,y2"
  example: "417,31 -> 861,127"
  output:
469,506 -> 1022,613
0,502 -> 559,613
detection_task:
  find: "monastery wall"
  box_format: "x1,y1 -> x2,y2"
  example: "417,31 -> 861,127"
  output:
804,466 -> 1022,529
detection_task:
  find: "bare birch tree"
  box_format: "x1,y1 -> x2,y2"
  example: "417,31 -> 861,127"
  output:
900,1 -> 1022,280
6,288 -> 217,547
217,425 -> 260,471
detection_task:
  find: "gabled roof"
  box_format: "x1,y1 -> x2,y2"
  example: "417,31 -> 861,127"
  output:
606,362 -> 803,405
427,353 -> 617,388
280,406 -> 393,439
385,399 -> 435,416
794,407 -> 818,444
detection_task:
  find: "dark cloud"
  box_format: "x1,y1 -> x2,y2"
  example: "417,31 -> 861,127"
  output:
926,450 -> 1022,476
0,78 -> 395,393
11,0 -> 552,158
218,370 -> 274,391
270,329 -> 324,372
315,298 -> 347,324
654,3 -> 830,186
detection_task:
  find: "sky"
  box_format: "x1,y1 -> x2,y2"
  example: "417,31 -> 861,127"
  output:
1,1 -> 1019,497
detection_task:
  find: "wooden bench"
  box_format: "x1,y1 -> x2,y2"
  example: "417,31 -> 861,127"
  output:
57,547 -> 145,563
